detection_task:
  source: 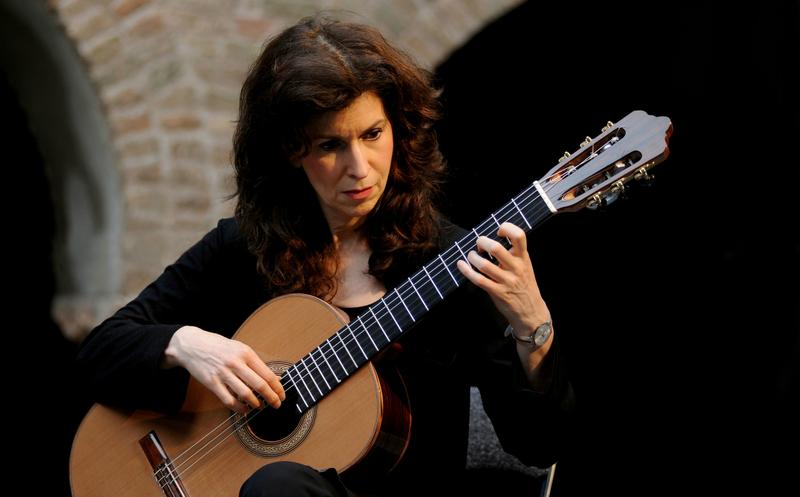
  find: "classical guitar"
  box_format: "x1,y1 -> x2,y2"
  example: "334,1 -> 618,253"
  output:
70,110 -> 672,497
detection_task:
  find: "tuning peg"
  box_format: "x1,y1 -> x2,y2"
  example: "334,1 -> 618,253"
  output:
580,136 -> 592,148
604,181 -> 626,204
634,167 -> 655,185
559,151 -> 571,162
587,180 -> 628,210
601,121 -> 614,132
586,193 -> 603,210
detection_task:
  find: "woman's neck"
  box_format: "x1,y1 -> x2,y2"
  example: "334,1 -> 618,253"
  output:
331,228 -> 362,249
329,230 -> 386,308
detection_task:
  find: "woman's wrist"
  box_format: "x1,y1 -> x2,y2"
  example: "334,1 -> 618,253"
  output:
511,320 -> 555,389
161,325 -> 197,369
505,319 -> 552,349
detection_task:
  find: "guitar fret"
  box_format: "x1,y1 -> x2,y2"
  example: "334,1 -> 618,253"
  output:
511,197 -> 532,229
347,323 -> 368,360
325,338 -> 347,378
438,254 -> 459,286
320,341 -> 341,383
309,347 -> 332,390
358,315 -> 380,351
283,367 -> 309,408
336,331 -> 357,369
295,360 -> 318,401
395,288 -> 415,322
422,265 -> 443,299
303,356 -> 325,396
454,240 -> 470,269
381,298 -> 402,331
408,276 -> 429,310
369,307 -> 390,341
491,211 -> 513,245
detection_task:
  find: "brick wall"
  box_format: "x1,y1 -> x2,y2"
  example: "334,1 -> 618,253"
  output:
47,0 -> 522,339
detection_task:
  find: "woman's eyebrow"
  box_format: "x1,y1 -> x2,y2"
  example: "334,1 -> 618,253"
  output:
310,119 -> 387,140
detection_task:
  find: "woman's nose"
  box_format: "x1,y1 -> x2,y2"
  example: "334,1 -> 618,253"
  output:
345,144 -> 369,178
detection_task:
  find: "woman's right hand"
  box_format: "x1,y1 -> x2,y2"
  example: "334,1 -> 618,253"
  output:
162,326 -> 285,413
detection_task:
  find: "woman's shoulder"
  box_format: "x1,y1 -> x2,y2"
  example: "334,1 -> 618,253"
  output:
196,217 -> 244,247
215,217 -> 243,242
184,217 -> 249,262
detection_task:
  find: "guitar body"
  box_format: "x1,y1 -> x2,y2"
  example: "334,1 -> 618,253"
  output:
70,294 -> 411,497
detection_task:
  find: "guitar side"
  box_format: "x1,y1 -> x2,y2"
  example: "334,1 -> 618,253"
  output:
70,295 -> 392,497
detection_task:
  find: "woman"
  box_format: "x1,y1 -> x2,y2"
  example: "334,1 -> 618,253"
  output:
76,15 -> 574,497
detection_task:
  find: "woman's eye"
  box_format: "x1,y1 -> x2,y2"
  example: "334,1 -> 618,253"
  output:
319,140 -> 340,152
363,128 -> 382,140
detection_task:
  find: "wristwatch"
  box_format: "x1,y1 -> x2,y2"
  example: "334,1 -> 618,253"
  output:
504,320 -> 552,348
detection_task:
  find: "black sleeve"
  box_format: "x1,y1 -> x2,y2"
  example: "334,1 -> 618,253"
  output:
461,280 -> 576,469
75,218 -> 258,412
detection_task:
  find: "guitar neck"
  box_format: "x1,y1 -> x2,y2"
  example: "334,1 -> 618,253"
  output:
283,182 -> 557,414
284,109 -> 673,414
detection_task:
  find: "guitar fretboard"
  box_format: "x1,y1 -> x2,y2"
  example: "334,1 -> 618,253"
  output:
283,180 -> 557,414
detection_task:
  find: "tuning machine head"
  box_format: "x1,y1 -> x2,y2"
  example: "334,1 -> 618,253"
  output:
634,166 -> 655,186
586,180 -> 627,210
541,111 -> 671,213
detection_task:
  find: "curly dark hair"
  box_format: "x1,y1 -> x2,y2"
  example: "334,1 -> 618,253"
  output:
233,15 -> 446,299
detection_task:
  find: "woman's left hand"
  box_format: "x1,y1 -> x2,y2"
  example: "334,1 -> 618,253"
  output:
456,222 -> 550,335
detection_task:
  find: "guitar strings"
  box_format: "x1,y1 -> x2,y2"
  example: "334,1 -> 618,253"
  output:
157,170 -> 576,485
263,168 -> 573,400
261,171 -> 562,399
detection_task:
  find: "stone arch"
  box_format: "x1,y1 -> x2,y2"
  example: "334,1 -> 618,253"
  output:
0,0 -> 121,340
388,0 -> 524,67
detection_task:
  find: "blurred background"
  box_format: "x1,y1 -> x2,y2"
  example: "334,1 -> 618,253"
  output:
2,1 -> 796,496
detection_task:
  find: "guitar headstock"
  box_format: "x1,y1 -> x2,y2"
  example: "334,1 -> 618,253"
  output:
541,110 -> 672,212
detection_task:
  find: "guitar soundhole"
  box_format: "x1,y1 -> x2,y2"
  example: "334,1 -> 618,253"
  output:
245,391 -> 303,441
233,361 -> 317,457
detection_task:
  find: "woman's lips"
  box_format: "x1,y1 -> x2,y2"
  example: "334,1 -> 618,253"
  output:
344,186 -> 373,200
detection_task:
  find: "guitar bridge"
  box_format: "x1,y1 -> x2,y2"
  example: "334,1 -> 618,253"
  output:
139,430 -> 191,497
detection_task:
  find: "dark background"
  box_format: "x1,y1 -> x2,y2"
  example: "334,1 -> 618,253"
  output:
4,1 -> 797,496
435,1 -> 798,496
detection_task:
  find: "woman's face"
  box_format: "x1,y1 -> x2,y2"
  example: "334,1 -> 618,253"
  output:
299,92 -> 394,233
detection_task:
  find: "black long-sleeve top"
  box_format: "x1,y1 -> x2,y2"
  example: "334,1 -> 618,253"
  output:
76,217 -> 574,494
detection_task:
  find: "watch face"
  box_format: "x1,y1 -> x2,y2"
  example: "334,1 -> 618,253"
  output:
533,322 -> 552,347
